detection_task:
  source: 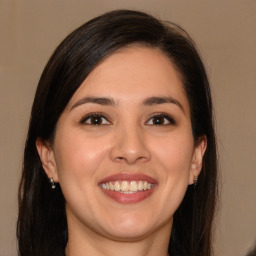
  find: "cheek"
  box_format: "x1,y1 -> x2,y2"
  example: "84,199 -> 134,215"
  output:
152,134 -> 194,206
53,129 -> 110,186
154,134 -> 194,174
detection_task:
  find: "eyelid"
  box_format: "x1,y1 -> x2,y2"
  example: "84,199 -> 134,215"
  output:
80,112 -> 111,125
146,112 -> 176,125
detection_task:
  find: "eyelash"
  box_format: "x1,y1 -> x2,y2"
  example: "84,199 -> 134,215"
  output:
80,112 -> 110,125
80,112 -> 176,126
146,112 -> 176,126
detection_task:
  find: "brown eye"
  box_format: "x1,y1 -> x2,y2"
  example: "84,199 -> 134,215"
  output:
147,114 -> 175,125
81,113 -> 110,125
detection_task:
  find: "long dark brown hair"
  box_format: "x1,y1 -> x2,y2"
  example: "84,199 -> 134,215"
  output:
17,10 -> 218,256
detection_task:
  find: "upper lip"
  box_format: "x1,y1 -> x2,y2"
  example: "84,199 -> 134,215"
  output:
98,173 -> 158,185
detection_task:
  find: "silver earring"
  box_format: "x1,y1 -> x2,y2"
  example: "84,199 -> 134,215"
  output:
193,176 -> 198,188
49,178 -> 56,189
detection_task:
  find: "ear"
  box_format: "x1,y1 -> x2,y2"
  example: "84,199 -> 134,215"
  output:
36,137 -> 59,182
189,136 -> 207,185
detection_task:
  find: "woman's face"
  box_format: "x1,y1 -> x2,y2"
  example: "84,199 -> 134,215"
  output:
38,46 -> 206,241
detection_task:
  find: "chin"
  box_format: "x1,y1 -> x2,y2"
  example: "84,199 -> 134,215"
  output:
101,214 -> 158,241
106,226 -> 151,241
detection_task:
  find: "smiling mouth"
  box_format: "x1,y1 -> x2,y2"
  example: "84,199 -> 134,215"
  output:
99,173 -> 157,203
100,180 -> 154,193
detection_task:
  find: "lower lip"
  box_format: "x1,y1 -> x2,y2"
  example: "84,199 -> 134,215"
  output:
100,186 -> 156,204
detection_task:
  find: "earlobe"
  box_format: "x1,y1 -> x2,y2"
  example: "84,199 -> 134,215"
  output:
36,137 -> 59,182
189,136 -> 207,185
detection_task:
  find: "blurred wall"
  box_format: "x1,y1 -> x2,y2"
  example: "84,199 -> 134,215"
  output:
0,1 -> 255,255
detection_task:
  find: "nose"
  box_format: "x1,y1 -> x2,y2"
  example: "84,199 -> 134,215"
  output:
110,125 -> 151,165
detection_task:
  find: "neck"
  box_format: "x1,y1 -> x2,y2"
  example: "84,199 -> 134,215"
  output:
65,219 -> 172,256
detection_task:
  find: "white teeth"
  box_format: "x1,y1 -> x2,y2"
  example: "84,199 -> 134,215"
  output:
138,181 -> 143,191
130,181 -> 138,191
121,181 -> 129,192
110,182 -> 115,191
114,181 -> 120,191
101,181 -> 154,193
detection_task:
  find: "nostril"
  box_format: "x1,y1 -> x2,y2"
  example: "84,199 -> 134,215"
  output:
116,156 -> 125,161
113,155 -> 150,165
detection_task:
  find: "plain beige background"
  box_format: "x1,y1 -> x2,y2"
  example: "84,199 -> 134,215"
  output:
0,1 -> 255,255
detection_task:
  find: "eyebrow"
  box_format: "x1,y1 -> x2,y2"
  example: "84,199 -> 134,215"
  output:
143,96 -> 185,112
70,96 -> 184,112
70,97 -> 116,110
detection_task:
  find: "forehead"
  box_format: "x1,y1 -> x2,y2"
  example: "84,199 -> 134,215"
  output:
67,46 -> 189,112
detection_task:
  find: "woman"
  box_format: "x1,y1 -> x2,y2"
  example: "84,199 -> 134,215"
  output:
17,10 -> 218,256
